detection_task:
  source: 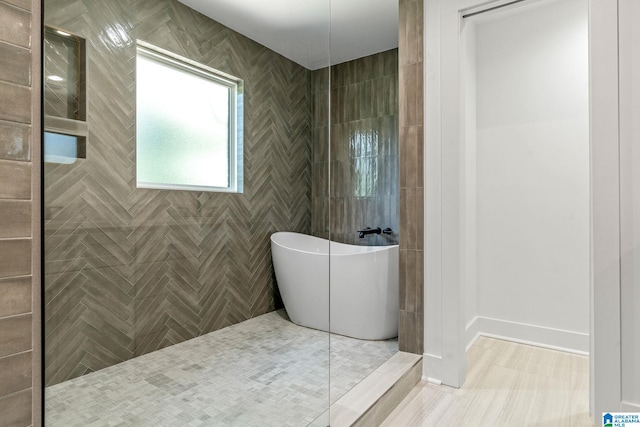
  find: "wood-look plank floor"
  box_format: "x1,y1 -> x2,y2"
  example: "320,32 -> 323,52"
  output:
382,337 -> 593,427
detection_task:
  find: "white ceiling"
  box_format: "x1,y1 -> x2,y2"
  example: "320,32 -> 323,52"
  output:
177,0 -> 399,70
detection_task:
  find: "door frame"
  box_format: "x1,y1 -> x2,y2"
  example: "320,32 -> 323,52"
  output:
423,0 -> 623,421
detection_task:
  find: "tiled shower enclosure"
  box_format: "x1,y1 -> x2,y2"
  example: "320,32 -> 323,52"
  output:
43,0 -> 400,388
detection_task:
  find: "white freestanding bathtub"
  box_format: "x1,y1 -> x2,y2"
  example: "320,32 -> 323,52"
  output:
270,232 -> 399,340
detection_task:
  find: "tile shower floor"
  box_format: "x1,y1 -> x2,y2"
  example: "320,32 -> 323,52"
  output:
45,310 -> 398,427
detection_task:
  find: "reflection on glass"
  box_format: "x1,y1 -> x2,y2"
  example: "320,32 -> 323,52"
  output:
44,132 -> 79,164
351,126 -> 380,197
99,22 -> 133,49
353,157 -> 379,198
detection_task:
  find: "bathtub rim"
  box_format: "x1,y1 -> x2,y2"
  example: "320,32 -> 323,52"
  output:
270,231 -> 398,256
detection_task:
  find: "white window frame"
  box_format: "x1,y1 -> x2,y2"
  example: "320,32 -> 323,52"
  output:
135,40 -> 243,193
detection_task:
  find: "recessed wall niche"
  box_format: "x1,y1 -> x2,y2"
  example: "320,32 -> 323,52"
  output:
44,26 -> 87,163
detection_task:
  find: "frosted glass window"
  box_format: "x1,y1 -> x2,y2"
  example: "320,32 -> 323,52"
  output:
136,42 -> 243,192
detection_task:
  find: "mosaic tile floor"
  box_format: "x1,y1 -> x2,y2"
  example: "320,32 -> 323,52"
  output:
45,310 -> 398,427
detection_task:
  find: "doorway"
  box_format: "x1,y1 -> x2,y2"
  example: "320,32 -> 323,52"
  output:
461,0 -> 590,354
427,0 -> 638,421
426,0 -> 591,391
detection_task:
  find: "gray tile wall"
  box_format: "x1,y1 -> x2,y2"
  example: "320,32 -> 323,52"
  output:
0,0 -> 421,421
0,0 -> 41,425
311,50 -> 399,246
44,0 -> 312,385
398,0 -> 424,354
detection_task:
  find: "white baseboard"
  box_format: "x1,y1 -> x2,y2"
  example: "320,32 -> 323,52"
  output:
466,316 -> 589,355
466,317 -> 481,352
622,401 -> 640,411
422,352 -> 443,384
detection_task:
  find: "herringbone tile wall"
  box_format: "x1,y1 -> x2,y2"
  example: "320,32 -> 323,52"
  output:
44,0 -> 314,385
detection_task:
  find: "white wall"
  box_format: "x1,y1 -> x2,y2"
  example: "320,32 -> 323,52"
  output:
619,0 -> 640,410
468,0 -> 590,352
426,0 -> 633,419
423,0 -> 444,384
462,19 -> 478,348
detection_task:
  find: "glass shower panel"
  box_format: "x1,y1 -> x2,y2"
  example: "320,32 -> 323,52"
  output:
326,1 -> 400,422
619,0 -> 640,408
310,39 -> 332,427
43,0 -> 331,425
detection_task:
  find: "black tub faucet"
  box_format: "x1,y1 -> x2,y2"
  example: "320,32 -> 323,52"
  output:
357,227 -> 382,238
